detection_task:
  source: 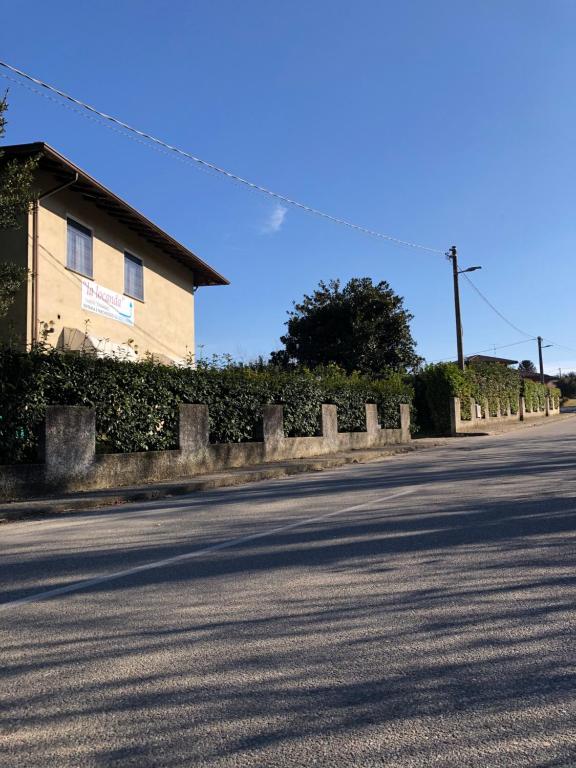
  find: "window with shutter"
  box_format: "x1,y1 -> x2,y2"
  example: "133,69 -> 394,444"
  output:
124,252 -> 144,301
67,218 -> 93,277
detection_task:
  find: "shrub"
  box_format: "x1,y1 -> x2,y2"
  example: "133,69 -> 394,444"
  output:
413,361 -> 561,434
0,350 -> 413,464
557,372 -> 576,399
414,361 -> 522,434
413,363 -> 474,434
523,379 -> 561,412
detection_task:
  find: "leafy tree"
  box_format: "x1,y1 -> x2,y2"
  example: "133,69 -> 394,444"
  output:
518,359 -> 536,373
557,372 -> 576,399
271,277 -> 421,376
0,94 -> 37,318
0,263 -> 29,317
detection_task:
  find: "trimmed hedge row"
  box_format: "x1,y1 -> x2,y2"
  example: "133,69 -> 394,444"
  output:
522,378 -> 561,413
0,349 -> 413,464
414,362 -> 560,434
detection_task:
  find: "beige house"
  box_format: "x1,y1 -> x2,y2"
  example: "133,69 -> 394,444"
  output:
0,143 -> 228,363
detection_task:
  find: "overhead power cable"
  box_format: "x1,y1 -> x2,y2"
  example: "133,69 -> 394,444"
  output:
462,273 -> 576,354
462,274 -> 576,359
471,339 -> 536,355
461,273 -> 535,339
0,59 -> 444,254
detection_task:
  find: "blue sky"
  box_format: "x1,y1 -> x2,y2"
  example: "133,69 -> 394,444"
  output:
1,0 -> 575,373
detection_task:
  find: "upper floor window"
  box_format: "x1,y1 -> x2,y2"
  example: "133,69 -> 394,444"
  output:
67,218 -> 93,277
124,252 -> 144,301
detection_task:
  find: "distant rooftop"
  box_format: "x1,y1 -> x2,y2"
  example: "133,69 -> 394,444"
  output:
519,371 -> 557,385
465,354 -> 518,366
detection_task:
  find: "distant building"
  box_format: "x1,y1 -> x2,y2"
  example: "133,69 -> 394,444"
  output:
0,143 -> 229,363
518,371 -> 558,387
465,354 -> 518,366
464,355 -> 557,386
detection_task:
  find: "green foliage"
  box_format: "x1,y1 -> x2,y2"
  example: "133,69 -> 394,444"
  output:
522,379 -> 560,412
413,363 -> 470,434
414,362 -> 522,434
414,361 -> 562,433
557,372 -> 576,399
0,96 -> 36,318
0,350 -> 413,464
0,262 -> 28,318
549,386 -> 562,409
0,95 -> 38,231
272,277 -> 422,376
314,366 -> 412,434
518,359 -> 536,373
0,152 -> 37,230
468,362 -> 523,417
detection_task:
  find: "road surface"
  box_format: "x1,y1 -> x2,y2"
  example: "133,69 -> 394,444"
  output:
1,418 -> 575,767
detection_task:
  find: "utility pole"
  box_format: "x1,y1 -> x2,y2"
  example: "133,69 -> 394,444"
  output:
447,247 -> 482,372
537,336 -> 544,384
448,246 -> 465,371
536,337 -> 553,384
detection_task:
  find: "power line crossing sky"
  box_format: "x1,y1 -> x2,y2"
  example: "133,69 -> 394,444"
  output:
2,0 -> 575,372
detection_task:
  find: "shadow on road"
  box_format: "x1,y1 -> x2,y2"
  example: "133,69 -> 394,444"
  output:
1,424 -> 576,766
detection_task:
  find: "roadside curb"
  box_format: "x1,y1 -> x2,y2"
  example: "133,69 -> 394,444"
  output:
0,441 -> 449,524
5,414 -> 571,523
474,411 -> 576,436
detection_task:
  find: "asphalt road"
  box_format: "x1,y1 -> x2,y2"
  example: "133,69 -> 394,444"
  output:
1,418 -> 575,767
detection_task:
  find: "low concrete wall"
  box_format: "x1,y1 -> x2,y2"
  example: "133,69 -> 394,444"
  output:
450,395 -> 561,435
0,402 -> 411,500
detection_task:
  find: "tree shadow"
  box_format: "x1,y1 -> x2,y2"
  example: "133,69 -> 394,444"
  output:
1,424 -> 576,766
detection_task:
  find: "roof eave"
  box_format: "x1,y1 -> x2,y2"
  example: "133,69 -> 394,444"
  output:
1,142 -> 230,287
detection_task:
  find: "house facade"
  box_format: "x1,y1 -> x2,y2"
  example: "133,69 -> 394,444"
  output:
0,143 -> 228,363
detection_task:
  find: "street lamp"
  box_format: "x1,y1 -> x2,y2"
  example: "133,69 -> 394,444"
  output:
447,246 -> 482,371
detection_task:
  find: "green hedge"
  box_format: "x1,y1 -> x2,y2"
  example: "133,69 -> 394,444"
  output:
552,387 -> 562,408
414,362 -> 560,434
0,350 -> 413,464
412,363 -> 470,434
523,378 -> 561,412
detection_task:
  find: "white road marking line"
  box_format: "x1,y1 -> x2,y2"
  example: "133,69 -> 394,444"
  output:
0,487 -> 414,611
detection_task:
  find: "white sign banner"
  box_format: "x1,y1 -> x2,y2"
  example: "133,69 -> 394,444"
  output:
81,279 -> 135,326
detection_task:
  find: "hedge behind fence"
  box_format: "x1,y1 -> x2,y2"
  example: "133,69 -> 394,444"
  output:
0,349 -> 413,464
414,362 -> 560,434
522,377 -> 560,413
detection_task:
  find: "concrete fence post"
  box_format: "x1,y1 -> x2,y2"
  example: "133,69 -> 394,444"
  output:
179,404 -> 209,453
470,397 -> 477,425
519,397 -> 526,421
400,403 -> 411,442
365,404 -> 379,435
321,404 -> 338,449
263,405 -> 284,458
43,406 -> 95,483
450,397 -> 461,436
495,399 -> 501,419
483,399 -> 490,421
